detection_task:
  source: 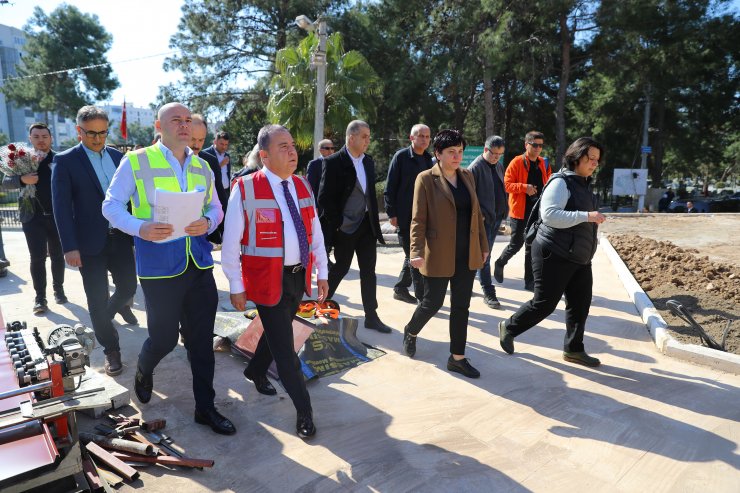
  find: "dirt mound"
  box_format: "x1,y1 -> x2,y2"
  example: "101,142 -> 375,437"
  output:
609,234 -> 739,354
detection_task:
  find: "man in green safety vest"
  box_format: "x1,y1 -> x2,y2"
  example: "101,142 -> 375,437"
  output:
102,102 -> 235,436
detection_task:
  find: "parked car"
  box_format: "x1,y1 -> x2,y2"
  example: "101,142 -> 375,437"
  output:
668,195 -> 740,213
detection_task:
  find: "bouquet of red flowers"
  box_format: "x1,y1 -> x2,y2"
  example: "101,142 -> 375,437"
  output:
0,142 -> 42,216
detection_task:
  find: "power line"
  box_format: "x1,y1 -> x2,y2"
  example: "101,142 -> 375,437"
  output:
1,51 -> 178,82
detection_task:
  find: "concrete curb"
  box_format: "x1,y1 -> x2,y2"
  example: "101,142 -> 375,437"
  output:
599,234 -> 740,374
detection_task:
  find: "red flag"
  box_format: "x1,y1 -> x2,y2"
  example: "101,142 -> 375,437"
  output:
121,99 -> 128,141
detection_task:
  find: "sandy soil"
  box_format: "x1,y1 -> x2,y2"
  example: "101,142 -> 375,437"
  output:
603,214 -> 739,354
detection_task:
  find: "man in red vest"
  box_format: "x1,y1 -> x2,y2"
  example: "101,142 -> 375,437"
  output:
221,124 -> 328,438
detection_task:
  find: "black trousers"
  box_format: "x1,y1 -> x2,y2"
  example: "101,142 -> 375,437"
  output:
496,216 -> 533,286
22,214 -> 65,301
327,216 -> 378,316
249,268 -> 312,414
406,259 -> 476,355
505,239 -> 593,353
78,231 -> 137,354
394,226 -> 425,301
139,263 -> 218,412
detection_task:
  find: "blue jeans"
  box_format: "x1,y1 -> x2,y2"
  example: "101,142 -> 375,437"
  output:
478,216 -> 503,295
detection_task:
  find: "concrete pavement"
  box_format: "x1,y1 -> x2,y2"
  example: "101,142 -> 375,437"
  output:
1,228 -> 738,492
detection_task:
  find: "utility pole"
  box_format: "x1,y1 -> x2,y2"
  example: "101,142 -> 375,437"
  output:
312,19 -> 327,160
638,89 -> 651,212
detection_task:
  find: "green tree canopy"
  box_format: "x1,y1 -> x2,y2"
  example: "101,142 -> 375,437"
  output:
0,5 -> 118,118
267,32 -> 381,150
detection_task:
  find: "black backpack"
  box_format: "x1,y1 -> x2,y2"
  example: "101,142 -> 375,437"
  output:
524,172 -> 571,246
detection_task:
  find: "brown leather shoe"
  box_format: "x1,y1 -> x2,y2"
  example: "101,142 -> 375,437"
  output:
105,350 -> 123,376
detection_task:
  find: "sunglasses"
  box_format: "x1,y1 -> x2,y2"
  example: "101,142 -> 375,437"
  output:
527,142 -> 544,148
320,146 -> 336,151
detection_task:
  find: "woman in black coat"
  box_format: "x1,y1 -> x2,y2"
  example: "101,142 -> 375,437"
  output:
498,137 -> 607,367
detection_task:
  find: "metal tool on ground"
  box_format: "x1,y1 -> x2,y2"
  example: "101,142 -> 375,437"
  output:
666,299 -> 733,351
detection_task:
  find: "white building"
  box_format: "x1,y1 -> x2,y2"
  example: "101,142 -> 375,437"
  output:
101,103 -> 155,129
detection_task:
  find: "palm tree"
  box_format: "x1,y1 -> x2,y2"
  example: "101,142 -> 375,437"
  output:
267,32 -> 382,150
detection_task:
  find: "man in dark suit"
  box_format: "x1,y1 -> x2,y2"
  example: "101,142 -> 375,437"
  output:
52,106 -> 138,376
202,130 -> 230,245
190,115 -> 225,245
384,124 -> 433,305
2,122 -> 65,314
305,138 -> 336,196
318,120 -> 392,333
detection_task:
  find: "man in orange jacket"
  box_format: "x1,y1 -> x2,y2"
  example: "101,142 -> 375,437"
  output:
493,130 -> 551,291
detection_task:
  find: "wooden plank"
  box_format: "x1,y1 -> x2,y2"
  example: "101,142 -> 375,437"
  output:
84,442 -> 139,482
109,450 -> 214,468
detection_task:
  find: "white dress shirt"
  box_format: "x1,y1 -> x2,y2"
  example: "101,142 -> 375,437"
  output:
221,167 -> 328,294
348,150 -> 367,193
102,142 -> 223,237
216,151 -> 229,188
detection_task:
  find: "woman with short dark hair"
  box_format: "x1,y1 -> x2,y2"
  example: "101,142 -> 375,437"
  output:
403,129 -> 489,378
498,137 -> 607,366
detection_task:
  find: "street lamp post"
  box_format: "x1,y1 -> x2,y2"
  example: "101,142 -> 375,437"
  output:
296,15 -> 328,159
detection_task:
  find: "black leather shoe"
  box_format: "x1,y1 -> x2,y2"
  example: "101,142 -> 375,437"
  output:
447,356 -> 480,378
402,327 -> 416,357
499,320 -> 514,354
364,315 -> 392,333
393,289 -> 417,304
563,351 -> 601,367
296,411 -> 316,438
493,260 -> 505,283
105,350 -> 123,376
0,258 -> 9,269
483,293 -> 501,309
243,367 -> 277,396
54,291 -> 68,304
134,368 -> 153,404
117,306 -> 138,325
0,268 -> 7,278
33,299 -> 48,315
195,407 -> 236,435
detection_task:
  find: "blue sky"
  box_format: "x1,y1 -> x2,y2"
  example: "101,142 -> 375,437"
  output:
1,0 -> 185,108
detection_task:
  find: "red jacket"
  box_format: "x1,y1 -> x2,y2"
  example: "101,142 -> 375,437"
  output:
504,154 -> 552,220
237,171 -> 315,306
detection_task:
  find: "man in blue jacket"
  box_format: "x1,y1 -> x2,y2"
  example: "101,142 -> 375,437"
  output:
52,106 -> 138,376
384,124 -> 432,304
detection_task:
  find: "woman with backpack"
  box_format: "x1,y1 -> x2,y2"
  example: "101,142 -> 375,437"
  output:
498,137 -> 607,367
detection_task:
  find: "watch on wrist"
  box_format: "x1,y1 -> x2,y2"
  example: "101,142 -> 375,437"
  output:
205,216 -> 212,230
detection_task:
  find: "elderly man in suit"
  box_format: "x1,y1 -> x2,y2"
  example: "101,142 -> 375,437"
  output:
318,120 -> 392,333
52,106 -> 138,376
305,138 -> 336,196
2,122 -> 66,314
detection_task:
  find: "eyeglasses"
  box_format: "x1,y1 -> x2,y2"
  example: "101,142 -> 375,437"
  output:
527,142 -> 544,148
80,129 -> 109,138
320,146 -> 336,151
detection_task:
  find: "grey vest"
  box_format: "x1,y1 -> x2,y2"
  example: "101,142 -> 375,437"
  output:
340,176 -> 372,234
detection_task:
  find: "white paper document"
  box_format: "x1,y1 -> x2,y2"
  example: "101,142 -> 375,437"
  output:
152,188 -> 206,243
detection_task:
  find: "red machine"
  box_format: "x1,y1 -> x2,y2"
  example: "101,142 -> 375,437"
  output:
0,305 -> 101,492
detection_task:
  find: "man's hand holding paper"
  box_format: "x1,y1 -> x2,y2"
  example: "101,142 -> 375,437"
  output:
185,217 -> 209,236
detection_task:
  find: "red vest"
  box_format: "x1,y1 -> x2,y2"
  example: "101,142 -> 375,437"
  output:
237,170 -> 315,306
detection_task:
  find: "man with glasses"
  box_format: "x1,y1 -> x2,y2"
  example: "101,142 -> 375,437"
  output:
2,122 -> 66,314
52,106 -> 138,376
493,130 -> 551,291
469,135 -> 507,308
306,138 -> 336,197
384,123 -> 433,304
